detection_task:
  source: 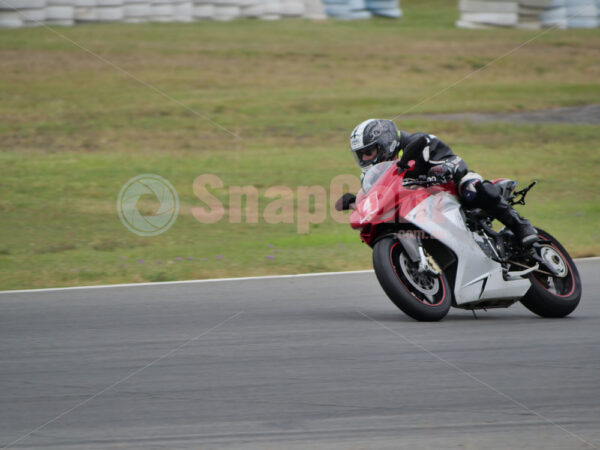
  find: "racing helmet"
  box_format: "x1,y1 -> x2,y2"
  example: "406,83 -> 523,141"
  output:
349,119 -> 400,170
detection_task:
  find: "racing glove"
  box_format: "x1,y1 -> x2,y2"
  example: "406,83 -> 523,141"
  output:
426,163 -> 453,185
335,193 -> 356,211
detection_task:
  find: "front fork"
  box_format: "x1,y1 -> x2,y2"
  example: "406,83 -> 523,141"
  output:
397,233 -> 440,275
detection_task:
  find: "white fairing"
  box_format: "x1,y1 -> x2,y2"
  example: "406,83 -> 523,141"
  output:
404,191 -> 531,305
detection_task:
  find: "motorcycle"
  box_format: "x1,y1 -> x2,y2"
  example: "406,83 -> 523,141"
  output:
350,160 -> 582,322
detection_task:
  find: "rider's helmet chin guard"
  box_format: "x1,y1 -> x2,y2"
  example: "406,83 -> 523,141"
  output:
350,119 -> 400,171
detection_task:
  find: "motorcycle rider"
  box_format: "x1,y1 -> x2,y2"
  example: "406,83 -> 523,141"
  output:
335,118 -> 539,247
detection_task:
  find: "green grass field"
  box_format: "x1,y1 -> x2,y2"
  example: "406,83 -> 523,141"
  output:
1,0 -> 599,290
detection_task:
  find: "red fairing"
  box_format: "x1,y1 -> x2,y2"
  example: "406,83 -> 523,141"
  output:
350,164 -> 456,246
491,178 -> 510,184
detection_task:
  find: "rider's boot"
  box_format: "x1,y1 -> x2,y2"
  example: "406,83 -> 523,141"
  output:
491,198 -> 539,248
473,180 -> 539,248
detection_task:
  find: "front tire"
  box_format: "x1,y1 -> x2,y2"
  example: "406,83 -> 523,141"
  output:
520,229 -> 582,318
373,236 -> 452,322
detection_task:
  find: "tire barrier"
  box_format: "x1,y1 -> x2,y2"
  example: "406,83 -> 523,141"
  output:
75,0 -> 97,22
46,0 -> 75,25
541,0 -> 599,28
173,0 -> 193,21
0,0 -> 401,26
123,0 -> 151,22
457,0 -> 599,29
7,0 -> 46,26
95,0 -> 124,22
150,0 -> 174,21
365,0 -> 401,18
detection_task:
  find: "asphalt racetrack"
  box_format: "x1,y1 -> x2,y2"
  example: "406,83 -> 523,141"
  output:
1,259 -> 599,449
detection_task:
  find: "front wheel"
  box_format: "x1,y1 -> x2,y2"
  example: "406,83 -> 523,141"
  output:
372,236 -> 452,322
520,228 -> 582,318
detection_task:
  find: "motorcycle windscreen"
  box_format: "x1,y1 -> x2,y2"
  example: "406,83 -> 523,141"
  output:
361,161 -> 396,193
351,162 -> 400,227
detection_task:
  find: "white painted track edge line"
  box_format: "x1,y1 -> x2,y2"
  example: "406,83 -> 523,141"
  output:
0,270 -> 375,294
1,257 -> 598,295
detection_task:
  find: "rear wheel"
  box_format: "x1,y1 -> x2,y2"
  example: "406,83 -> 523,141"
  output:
521,229 -> 581,318
373,236 -> 452,322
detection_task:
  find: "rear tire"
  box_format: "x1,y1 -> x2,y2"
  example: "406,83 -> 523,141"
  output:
521,229 -> 581,318
373,236 -> 452,322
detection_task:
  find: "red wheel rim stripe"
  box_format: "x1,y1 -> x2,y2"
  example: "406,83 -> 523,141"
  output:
533,238 -> 576,299
389,242 -> 446,307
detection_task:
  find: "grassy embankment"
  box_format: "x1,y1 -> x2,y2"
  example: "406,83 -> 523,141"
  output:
1,0 -> 599,289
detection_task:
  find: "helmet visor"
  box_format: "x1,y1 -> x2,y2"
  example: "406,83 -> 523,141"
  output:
352,143 -> 380,169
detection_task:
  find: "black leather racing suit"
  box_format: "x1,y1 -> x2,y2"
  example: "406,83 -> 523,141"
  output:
394,131 -> 537,245
397,131 -> 470,188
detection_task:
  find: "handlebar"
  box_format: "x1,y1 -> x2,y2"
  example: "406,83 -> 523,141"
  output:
402,176 -> 440,188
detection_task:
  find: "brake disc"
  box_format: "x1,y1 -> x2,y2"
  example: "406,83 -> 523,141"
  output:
399,252 -> 440,296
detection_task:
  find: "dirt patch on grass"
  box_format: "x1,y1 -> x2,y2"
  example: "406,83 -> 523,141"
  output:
410,104 -> 600,125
